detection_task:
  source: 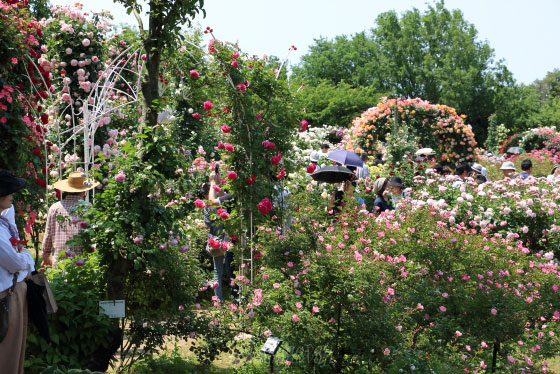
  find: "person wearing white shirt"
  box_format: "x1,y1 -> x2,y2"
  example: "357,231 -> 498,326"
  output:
0,170 -> 34,374
356,152 -> 370,179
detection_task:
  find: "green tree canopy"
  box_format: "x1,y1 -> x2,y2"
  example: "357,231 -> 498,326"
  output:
296,81 -> 382,128
293,1 -> 519,141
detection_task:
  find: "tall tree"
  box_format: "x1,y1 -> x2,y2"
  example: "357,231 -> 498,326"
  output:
294,1 -> 518,141
115,0 -> 205,140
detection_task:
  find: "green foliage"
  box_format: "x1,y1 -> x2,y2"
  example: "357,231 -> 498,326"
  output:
294,1 -> 518,142
129,346 -> 198,374
484,114 -> 510,154
233,196 -> 560,373
293,32 -> 379,88
165,30 -> 221,154
296,80 -> 382,128
27,0 -> 52,20
25,254 -> 114,373
40,366 -> 103,374
202,38 -> 301,230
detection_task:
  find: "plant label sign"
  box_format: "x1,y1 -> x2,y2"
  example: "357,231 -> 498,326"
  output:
99,300 -> 125,318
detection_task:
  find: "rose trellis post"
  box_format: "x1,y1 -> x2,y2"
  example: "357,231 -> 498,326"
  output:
207,37 -> 301,283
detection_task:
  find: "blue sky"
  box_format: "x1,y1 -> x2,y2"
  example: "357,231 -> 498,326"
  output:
50,0 -> 560,84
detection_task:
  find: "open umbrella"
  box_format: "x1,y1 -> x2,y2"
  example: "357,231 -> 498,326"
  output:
311,165 -> 354,184
327,150 -> 363,167
415,148 -> 435,156
507,147 -> 523,154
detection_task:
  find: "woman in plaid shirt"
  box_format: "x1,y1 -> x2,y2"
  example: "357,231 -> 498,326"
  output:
41,172 -> 99,267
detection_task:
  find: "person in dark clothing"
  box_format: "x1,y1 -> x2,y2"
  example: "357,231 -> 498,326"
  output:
372,177 -> 393,214
520,159 -> 532,179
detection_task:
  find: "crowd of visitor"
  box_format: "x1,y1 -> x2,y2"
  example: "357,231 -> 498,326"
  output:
1,143 -> 560,371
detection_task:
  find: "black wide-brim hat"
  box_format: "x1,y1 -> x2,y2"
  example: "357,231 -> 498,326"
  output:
0,171 -> 27,197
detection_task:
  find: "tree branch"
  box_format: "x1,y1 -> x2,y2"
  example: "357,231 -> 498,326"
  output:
132,3 -> 144,33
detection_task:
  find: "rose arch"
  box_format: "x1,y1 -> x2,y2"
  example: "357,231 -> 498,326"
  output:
343,97 -> 478,163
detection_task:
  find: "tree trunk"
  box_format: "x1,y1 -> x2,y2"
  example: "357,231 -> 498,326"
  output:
85,258 -> 130,372
138,5 -> 163,143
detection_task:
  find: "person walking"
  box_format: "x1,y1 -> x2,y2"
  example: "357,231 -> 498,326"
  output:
42,172 -> 99,267
201,170 -> 237,302
0,171 -> 35,374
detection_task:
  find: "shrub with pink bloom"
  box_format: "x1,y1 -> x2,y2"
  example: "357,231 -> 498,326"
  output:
344,97 -> 478,164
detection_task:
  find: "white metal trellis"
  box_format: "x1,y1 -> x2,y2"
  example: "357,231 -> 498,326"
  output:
24,46 -> 144,205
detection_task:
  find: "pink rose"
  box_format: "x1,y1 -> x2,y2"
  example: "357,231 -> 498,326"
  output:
236,83 -> 247,92
224,143 -> 234,152
192,113 -> 201,119
221,125 -> 231,133
189,70 -> 199,78
231,60 -> 238,68
299,119 -> 308,132
227,171 -> 237,180
292,314 -> 299,322
82,38 -> 90,47
115,171 -> 126,182
203,101 -> 213,110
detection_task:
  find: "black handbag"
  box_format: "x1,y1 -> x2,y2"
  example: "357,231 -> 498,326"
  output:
0,273 -> 18,342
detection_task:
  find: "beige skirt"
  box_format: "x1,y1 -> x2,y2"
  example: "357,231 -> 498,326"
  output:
0,281 -> 28,374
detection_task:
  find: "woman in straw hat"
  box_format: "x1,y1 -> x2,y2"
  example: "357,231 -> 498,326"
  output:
41,172 -> 100,268
0,170 -> 35,374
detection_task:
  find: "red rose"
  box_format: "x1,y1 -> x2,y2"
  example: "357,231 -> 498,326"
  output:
271,153 -> 282,165
306,164 -> 317,174
299,119 -> 308,132
257,198 -> 273,215
246,174 -> 256,184
221,125 -> 231,133
35,178 -> 46,187
262,140 -> 275,150
192,113 -> 201,119
227,171 -> 237,180
276,168 -> 286,180
40,113 -> 49,124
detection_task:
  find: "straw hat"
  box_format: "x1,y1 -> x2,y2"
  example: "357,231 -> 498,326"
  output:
53,171 -> 100,193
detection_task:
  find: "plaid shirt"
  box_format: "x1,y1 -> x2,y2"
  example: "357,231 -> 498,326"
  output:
42,195 -> 82,265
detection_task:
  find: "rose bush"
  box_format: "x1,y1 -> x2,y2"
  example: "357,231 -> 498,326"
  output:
220,189 -> 560,373
344,97 -> 479,164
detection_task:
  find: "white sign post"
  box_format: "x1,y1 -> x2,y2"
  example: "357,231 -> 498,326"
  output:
99,300 -> 126,318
